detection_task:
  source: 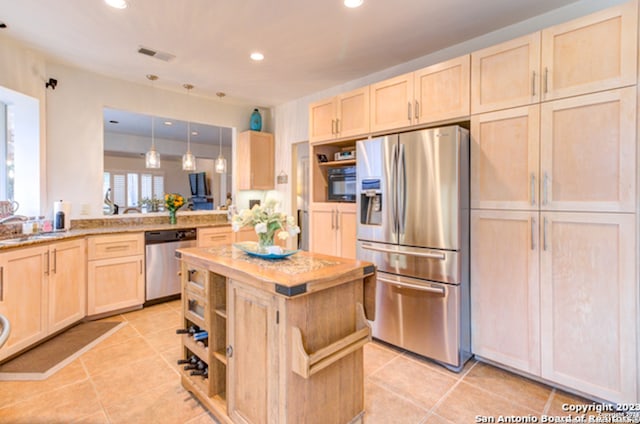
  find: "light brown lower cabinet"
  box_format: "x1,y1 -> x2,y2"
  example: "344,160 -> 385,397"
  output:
309,203 -> 356,259
47,239 -> 86,333
471,209 -> 637,403
87,233 -> 144,316
0,238 -> 86,361
198,226 -> 234,247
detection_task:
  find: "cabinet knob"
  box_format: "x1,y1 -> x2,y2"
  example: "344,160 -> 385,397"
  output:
226,345 -> 234,358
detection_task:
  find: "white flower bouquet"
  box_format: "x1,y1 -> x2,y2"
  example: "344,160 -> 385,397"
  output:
231,198 -> 300,251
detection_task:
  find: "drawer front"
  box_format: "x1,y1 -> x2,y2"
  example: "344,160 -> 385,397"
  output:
197,227 -> 233,247
88,233 -> 144,260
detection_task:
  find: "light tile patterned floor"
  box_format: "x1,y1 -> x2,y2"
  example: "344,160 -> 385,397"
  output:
0,301 -> 590,423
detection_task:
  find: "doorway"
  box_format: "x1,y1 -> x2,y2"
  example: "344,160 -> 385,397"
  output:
291,141 -> 309,250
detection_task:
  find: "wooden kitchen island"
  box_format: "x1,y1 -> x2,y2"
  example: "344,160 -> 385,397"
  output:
176,244 -> 376,424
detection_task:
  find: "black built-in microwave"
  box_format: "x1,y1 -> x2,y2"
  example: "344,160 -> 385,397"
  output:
327,166 -> 356,202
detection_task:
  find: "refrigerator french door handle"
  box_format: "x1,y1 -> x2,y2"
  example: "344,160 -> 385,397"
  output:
391,143 -> 399,235
398,144 -> 407,235
378,276 -> 446,296
361,243 -> 446,260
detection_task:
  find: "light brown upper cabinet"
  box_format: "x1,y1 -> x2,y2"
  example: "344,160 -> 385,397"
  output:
370,55 -> 470,133
308,86 -> 370,143
470,105 -> 540,210
413,55 -> 470,124
540,87 -> 636,212
472,1 -> 638,114
540,0 -> 637,101
471,33 -> 541,114
237,131 -> 275,190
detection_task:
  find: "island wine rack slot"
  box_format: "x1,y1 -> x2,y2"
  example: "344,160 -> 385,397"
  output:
180,264 -> 228,415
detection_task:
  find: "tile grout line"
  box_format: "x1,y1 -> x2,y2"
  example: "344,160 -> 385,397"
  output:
426,359 -> 479,417
457,361 -> 552,415
366,376 -> 431,420
543,388 -> 557,415
79,353 -> 114,424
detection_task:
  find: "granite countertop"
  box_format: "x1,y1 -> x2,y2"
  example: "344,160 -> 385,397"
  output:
178,244 -> 376,297
0,212 -> 231,250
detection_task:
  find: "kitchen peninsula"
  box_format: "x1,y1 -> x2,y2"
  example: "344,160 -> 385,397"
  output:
177,244 -> 376,424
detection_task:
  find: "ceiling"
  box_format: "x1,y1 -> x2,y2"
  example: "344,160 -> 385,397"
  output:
103,107 -> 231,147
0,0 -> 582,107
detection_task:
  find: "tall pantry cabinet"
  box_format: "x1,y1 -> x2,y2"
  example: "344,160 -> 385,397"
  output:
470,0 -> 638,403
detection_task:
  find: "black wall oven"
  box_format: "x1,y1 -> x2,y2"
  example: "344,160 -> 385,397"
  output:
328,166 -> 356,202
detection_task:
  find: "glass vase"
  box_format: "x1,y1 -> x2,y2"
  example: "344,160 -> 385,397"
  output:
258,232 -> 274,250
169,210 -> 177,225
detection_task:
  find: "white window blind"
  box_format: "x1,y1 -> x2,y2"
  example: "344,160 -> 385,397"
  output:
141,174 -> 153,200
112,174 -> 126,207
104,170 -> 165,210
153,175 -> 164,200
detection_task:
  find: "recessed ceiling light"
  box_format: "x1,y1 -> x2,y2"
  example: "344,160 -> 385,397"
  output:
191,131 -> 198,136
250,52 -> 264,61
344,0 -> 363,8
105,0 -> 128,9
163,121 -> 173,126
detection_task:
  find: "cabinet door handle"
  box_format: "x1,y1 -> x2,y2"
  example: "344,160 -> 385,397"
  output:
414,100 -> 419,120
335,118 -> 340,134
530,173 -> 536,206
543,67 -> 548,94
531,217 -> 536,250
543,172 -> 549,206
0,266 -> 3,301
407,102 -> 412,121
335,209 -> 340,231
331,119 -> 335,135
331,210 -> 335,230
226,345 -> 233,358
531,70 -> 536,96
52,249 -> 57,274
45,251 -> 50,275
543,217 -> 548,251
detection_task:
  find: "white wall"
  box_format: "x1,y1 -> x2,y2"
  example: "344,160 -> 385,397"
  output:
45,62 -> 269,218
272,0 -> 630,216
0,34 -> 47,216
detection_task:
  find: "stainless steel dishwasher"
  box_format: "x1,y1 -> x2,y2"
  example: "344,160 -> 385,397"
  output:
145,228 -> 197,304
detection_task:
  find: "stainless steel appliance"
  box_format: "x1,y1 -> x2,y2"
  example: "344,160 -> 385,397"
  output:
145,228 -> 197,303
327,166 -> 356,202
356,125 -> 471,371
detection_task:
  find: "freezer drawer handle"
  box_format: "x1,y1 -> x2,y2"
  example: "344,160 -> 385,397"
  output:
378,276 -> 446,295
361,243 -> 445,260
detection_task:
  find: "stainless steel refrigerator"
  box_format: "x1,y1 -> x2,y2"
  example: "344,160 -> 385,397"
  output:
356,125 -> 471,371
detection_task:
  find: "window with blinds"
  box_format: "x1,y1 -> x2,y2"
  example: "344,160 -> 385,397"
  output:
104,170 -> 164,209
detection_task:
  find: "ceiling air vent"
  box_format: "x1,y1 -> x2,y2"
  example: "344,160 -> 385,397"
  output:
137,46 -> 175,62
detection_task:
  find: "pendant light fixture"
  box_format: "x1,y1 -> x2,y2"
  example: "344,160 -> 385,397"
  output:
145,74 -> 161,169
215,127 -> 227,174
181,83 -> 196,171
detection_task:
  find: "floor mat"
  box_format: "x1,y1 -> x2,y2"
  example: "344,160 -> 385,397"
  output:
0,320 -> 126,381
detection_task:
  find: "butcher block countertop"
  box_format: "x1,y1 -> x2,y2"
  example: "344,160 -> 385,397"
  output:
178,244 -> 376,301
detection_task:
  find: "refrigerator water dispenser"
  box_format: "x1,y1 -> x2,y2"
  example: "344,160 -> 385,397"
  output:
360,179 -> 382,225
